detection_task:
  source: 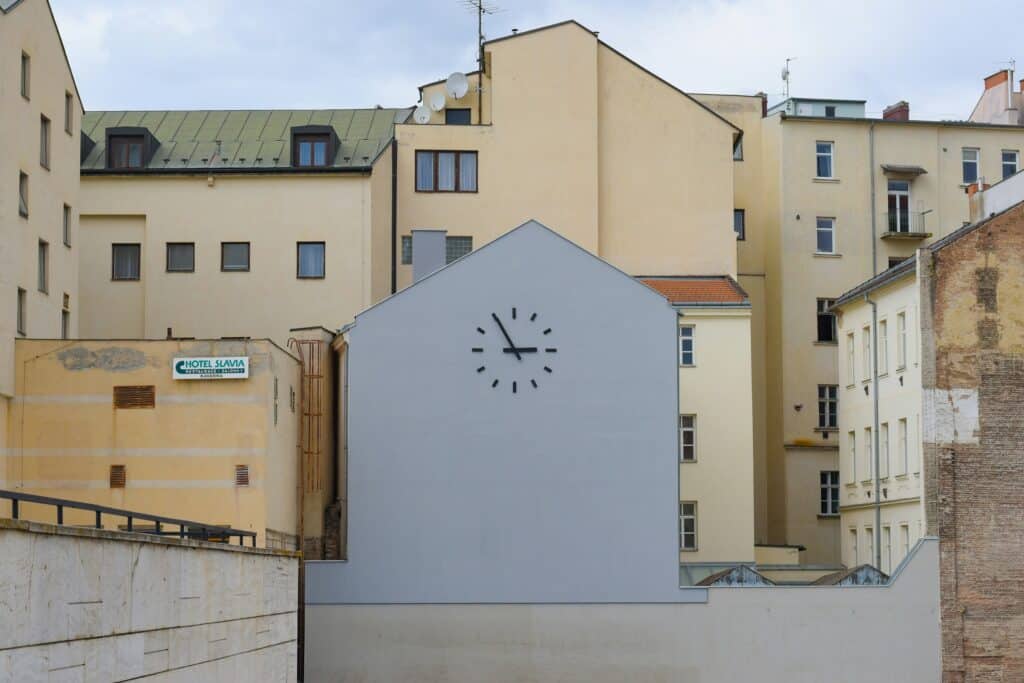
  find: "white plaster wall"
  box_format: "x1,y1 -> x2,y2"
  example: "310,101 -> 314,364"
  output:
0,519 -> 298,682
306,539 -> 941,682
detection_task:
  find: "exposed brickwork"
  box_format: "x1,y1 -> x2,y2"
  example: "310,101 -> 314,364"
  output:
922,202 -> 1024,682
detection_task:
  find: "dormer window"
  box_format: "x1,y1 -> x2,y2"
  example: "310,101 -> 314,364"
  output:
108,135 -> 144,169
290,125 -> 338,168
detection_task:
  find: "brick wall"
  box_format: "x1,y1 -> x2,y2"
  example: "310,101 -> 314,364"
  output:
921,201 -> 1024,682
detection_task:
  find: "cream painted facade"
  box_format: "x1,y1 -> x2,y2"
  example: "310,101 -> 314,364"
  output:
833,268 -> 925,573
677,307 -> 755,568
3,338 -> 301,548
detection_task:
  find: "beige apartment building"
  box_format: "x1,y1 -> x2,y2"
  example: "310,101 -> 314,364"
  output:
697,83 -> 1024,564
0,0 -> 81,491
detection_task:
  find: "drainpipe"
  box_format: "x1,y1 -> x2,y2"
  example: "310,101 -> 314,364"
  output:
865,294 -> 881,569
869,123 -> 878,277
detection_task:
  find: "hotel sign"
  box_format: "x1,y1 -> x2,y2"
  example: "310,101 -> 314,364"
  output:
172,356 -> 249,380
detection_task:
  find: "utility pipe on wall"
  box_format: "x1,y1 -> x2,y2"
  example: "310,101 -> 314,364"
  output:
869,123 -> 878,277
865,294 -> 882,570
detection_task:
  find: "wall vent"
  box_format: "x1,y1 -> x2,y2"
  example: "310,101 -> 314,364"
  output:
235,464 -> 250,487
113,385 -> 156,409
109,464 -> 126,488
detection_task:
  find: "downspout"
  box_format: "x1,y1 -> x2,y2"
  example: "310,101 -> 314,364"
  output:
390,139 -> 398,295
865,294 -> 881,569
869,123 -> 878,276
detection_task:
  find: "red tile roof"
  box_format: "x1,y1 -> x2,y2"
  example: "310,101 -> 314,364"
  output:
639,277 -> 748,305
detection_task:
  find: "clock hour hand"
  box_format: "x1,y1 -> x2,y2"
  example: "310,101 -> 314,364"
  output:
502,347 -> 538,353
491,313 -> 522,361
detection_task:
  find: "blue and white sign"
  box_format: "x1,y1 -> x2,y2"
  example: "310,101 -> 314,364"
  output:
172,356 -> 249,380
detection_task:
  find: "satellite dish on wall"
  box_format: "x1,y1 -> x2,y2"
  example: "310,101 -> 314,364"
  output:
428,91 -> 447,112
413,105 -> 431,124
445,72 -> 470,99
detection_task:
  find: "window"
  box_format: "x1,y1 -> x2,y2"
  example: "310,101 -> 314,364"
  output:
112,244 -> 141,281
882,526 -> 892,573
680,502 -> 697,551
109,465 -> 126,489
445,236 -> 473,264
887,180 -> 910,233
221,242 -> 250,272
678,325 -> 694,366
848,431 -> 857,482
817,385 -> 838,429
733,138 -> 743,161
16,288 -> 26,336
415,150 -> 477,192
109,135 -> 145,169
815,141 -> 834,178
297,242 -> 326,278
445,108 -> 471,125
40,115 -> 51,169
864,427 -> 873,481
820,471 -> 839,515
862,326 -> 871,381
61,307 -> 70,340
113,385 -> 155,409
880,422 -> 889,479
824,105 -> 836,118
864,527 -> 874,567
816,298 -> 836,342
1002,150 -> 1019,179
166,243 -> 195,272
20,52 -> 30,99
65,92 -> 74,134
898,418 -> 908,475
888,256 -> 908,269
37,240 -> 48,293
400,235 -> 413,265
62,204 -> 71,247
900,524 -> 910,561
878,319 -> 888,374
733,209 -> 746,240
19,171 -> 29,217
849,528 -> 859,564
816,217 -> 835,254
679,415 -> 696,462
962,148 -> 979,184
294,134 -> 329,167
846,332 -> 855,385
896,312 -> 907,369
235,464 -> 250,487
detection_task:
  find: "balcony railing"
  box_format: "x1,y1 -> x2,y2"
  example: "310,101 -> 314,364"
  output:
0,489 -> 258,546
882,211 -> 932,238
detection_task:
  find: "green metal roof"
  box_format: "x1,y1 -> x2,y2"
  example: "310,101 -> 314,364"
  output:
81,108 -> 412,173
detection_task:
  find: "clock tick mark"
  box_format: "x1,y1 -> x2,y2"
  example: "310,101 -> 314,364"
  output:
477,327 -> 486,334
512,381 -> 517,393
543,328 -> 552,335
531,379 -> 538,388
491,379 -> 499,388
545,348 -> 557,353
477,366 -> 485,373
530,313 -> 537,321
544,366 -> 552,373
512,307 -> 517,320
472,347 -> 483,352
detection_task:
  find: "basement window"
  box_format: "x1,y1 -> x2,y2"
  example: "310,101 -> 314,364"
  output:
235,464 -> 250,487
109,465 -> 126,489
113,385 -> 156,409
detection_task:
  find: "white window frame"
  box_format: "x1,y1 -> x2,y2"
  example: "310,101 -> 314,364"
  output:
862,326 -> 872,382
815,217 -> 836,254
864,526 -> 874,567
848,430 -> 857,483
878,319 -> 888,375
846,332 -> 855,386
815,141 -> 834,178
820,470 -> 839,516
63,204 -> 72,247
863,427 -> 873,483
898,417 -> 908,476
678,325 -> 695,367
880,422 -> 889,479
680,502 -> 697,551
896,311 -> 907,370
882,525 -> 892,573
1002,149 -> 1019,180
900,523 -> 910,561
817,384 -> 838,429
962,147 -> 980,184
16,287 -> 27,336
849,527 -> 859,564
38,239 -> 48,294
679,415 -> 696,462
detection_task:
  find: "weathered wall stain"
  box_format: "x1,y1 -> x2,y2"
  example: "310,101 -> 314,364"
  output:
57,346 -> 149,372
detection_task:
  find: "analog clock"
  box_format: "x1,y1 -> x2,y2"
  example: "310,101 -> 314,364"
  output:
471,307 -> 557,393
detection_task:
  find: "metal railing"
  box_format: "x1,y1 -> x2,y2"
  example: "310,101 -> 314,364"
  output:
885,210 -> 929,234
0,489 -> 257,546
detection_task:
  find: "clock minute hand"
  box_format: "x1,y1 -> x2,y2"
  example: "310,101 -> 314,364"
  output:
491,313 -> 522,361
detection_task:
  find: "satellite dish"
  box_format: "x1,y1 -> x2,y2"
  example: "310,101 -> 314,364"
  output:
413,105 -> 431,124
445,72 -> 470,99
428,91 -> 446,112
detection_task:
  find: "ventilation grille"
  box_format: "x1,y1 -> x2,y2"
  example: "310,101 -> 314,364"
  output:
235,464 -> 250,487
113,385 -> 155,409
109,465 -> 126,488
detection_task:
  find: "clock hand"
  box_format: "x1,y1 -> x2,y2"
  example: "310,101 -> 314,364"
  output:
491,313 -> 522,361
502,347 -> 538,353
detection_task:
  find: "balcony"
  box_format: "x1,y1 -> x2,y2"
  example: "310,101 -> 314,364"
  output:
881,211 -> 932,240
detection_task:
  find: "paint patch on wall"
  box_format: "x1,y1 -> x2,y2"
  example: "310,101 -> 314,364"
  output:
924,388 -> 980,445
57,347 -> 148,373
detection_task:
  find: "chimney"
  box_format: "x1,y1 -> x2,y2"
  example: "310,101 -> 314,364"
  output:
882,101 -> 910,121
756,91 -> 767,118
411,229 -> 447,283
984,69 -> 1009,90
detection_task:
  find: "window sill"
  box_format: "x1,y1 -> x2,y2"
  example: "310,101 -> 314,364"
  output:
813,252 -> 842,258
679,364 -> 696,369
846,384 -> 856,389
680,460 -> 698,464
111,278 -> 141,282
40,163 -> 50,172
894,474 -> 909,480
63,242 -> 71,249
813,177 -> 840,183
895,365 -> 907,372
813,340 -> 838,346
818,514 -> 840,520
19,211 -> 29,220
680,548 -> 698,553
860,479 -> 874,485
845,482 -> 857,488
813,427 -> 838,434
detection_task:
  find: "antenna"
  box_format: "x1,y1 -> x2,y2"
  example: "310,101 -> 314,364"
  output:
446,72 -> 470,99
412,105 -> 431,124
782,57 -> 795,99
460,0 -> 503,122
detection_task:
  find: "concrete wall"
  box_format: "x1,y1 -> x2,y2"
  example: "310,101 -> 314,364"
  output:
306,538 -> 941,682
320,221 -> 685,603
0,518 -> 297,682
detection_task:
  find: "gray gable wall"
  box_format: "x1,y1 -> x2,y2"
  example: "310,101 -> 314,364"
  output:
307,221 -> 691,603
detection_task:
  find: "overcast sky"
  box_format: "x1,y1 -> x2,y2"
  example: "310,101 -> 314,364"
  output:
52,0 -> 1021,120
